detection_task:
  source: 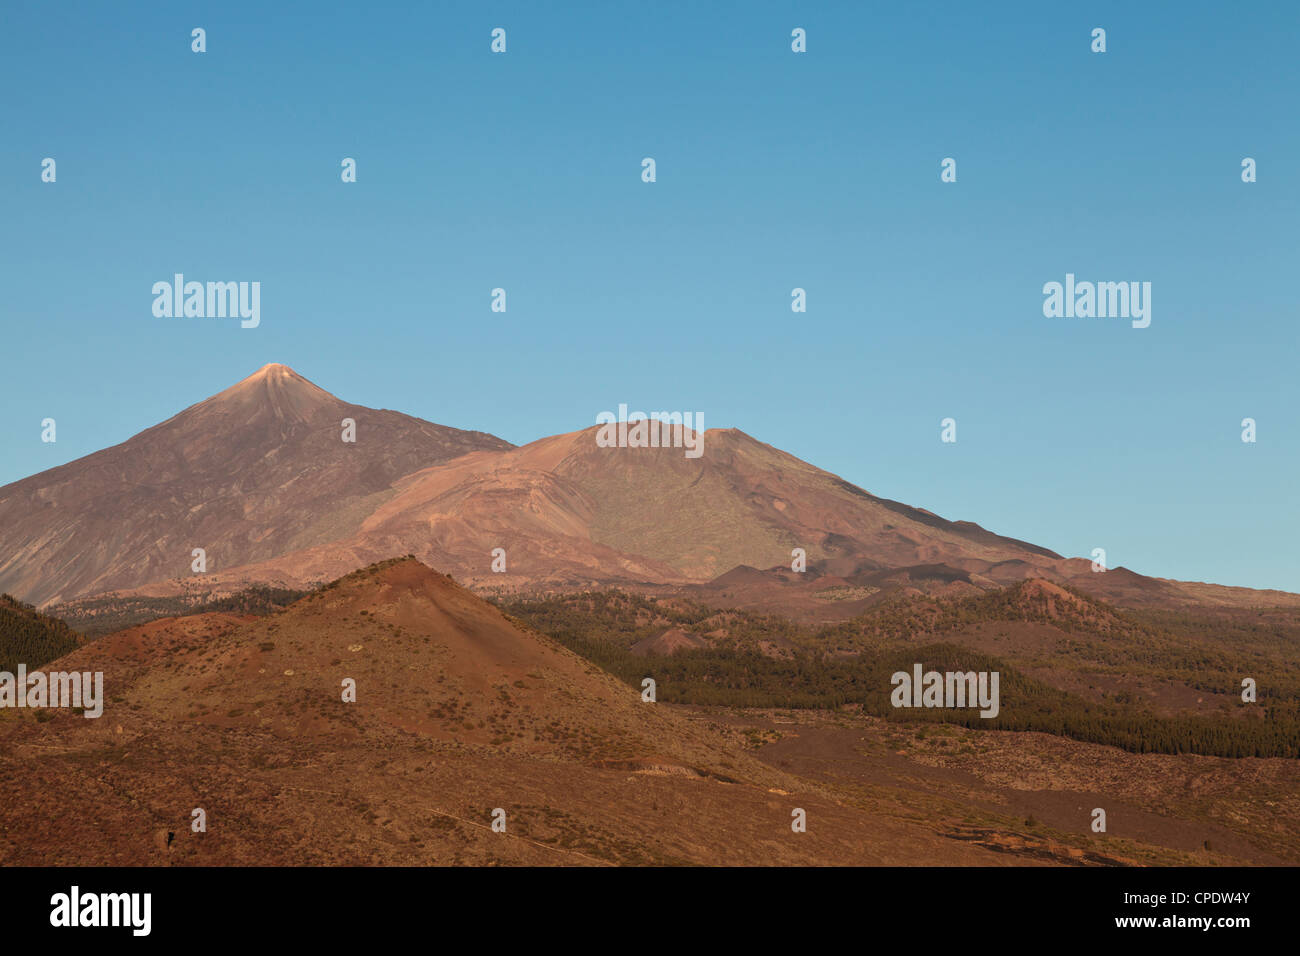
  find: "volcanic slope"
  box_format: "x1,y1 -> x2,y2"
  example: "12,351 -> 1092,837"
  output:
0,364 -> 511,605
9,364 -> 1291,611
0,558 -> 1114,866
179,423 -> 1069,597
131,420 -> 1293,611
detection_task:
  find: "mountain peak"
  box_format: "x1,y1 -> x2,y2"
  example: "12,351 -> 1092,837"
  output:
234,361 -> 319,391
249,361 -> 297,379
203,363 -> 339,422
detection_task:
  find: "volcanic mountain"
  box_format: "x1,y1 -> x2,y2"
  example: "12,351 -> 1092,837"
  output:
2,363 -> 1293,611
0,364 -> 511,604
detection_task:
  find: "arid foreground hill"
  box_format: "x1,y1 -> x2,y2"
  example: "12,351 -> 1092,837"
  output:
5,557 -> 1273,867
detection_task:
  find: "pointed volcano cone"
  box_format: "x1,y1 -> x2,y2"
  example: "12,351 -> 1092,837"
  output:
0,366 -> 512,604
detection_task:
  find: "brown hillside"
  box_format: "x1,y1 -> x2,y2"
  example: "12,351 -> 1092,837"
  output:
0,365 -> 512,605
0,558 -> 1067,866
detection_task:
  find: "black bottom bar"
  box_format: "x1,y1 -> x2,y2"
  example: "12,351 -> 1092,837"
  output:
5,865 -> 1281,943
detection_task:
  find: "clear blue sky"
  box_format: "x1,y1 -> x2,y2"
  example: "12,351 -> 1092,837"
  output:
2,1 -> 1297,591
